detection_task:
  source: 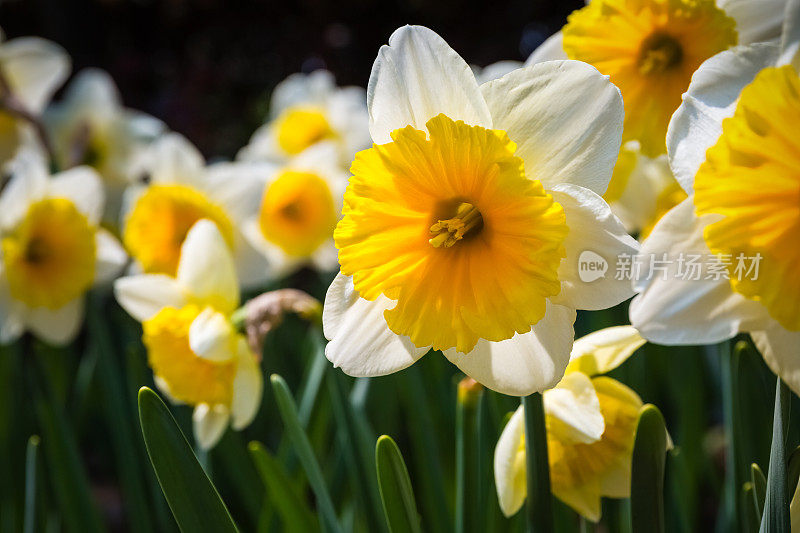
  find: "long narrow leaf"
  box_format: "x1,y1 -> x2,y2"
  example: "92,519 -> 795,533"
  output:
751,463 -> 767,522
375,435 -> 422,533
631,404 -> 668,533
137,387 -> 238,533
760,378 -> 791,533
23,435 -> 39,533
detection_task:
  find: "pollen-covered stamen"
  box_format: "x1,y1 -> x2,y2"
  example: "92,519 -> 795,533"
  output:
638,33 -> 683,75
429,202 -> 483,248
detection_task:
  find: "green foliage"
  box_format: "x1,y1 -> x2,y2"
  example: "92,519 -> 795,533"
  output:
631,404 -> 668,533
375,435 -> 423,533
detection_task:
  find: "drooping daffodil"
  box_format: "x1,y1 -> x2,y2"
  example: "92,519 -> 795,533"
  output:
494,326 -> 647,521
237,70 -> 371,167
630,0 -> 800,396
114,219 -> 263,449
0,150 -> 126,344
323,25 -> 639,396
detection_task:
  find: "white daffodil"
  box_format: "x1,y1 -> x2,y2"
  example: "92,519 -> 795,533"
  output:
120,132 -> 269,289
241,143 -> 346,277
0,150 -> 126,344
630,0 -> 800,395
322,25 -> 639,396
114,219 -> 263,449
472,60 -> 524,84
237,70 -> 370,167
45,69 -> 164,223
524,0 -> 789,156
494,326 -> 646,521
0,28 -> 70,165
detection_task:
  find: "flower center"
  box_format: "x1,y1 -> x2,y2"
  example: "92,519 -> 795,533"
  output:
638,33 -> 683,75
429,202 -> 484,248
123,184 -> 235,276
275,107 -> 334,155
1,198 -> 96,309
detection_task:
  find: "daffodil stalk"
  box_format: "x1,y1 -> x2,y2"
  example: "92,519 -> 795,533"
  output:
456,377 -> 484,533
522,392 -> 553,533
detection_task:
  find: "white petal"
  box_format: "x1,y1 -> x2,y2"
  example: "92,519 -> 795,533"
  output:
367,25 -> 492,143
188,307 -> 237,362
751,323 -> 800,398
0,149 -> 48,229
93,229 -> 127,285
473,60 -> 523,84
524,32 -> 567,66
481,61 -> 623,195
718,0 -> 788,45
543,372 -> 604,444
203,161 -> 266,219
113,274 -> 186,322
50,166 -> 105,224
270,70 -> 335,117
567,326 -> 646,376
0,277 -> 24,344
230,338 -> 263,430
192,403 -> 230,450
62,68 -> 120,111
0,37 -> 70,112
176,220 -> 240,314
550,184 -> 639,310
494,406 -> 527,517
146,133 -> 205,185
443,302 -> 576,396
322,273 -> 428,377
779,0 -> 800,67
667,43 -> 778,194
629,198 -> 770,345
24,298 -> 85,345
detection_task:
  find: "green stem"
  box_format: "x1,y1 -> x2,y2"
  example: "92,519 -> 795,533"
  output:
523,392 -> 553,533
23,435 -> 40,533
720,340 -> 743,533
455,379 -> 483,533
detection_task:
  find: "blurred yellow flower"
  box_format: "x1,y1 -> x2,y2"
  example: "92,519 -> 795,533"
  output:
494,326 -> 647,521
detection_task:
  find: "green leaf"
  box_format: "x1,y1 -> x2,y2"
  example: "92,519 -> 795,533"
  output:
631,404 -> 668,533
456,379 -> 484,533
137,387 -> 238,533
787,446 -> 800,503
23,435 -> 40,533
248,441 -> 319,532
751,463 -> 767,522
270,374 -> 342,533
759,378 -> 791,533
375,435 -> 422,533
522,392 -> 553,533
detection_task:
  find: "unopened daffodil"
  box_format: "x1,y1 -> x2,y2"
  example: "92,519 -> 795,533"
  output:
0,150 -> 126,344
115,219 -> 263,449
121,132 -> 268,288
323,25 -> 639,396
630,0 -> 800,396
494,326 -> 647,521
237,70 -> 370,167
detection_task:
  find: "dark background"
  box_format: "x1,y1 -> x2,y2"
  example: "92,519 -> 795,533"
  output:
0,0 -> 581,158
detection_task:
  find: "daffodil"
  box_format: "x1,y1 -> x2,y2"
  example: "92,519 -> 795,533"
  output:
45,69 -> 164,222
237,70 -> 371,167
472,61 -> 523,84
0,150 -> 126,344
630,0 -> 800,395
0,28 -> 69,165
121,132 -> 268,288
323,25 -> 639,396
494,326 -> 646,521
241,143 -> 346,276
114,219 -> 263,449
526,0 -> 788,156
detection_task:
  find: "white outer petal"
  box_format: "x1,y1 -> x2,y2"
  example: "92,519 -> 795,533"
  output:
543,372 -> 604,444
494,406 -> 527,517
49,166 -> 105,224
567,325 -> 646,375
524,32 -> 567,66
718,0 -> 788,45
0,275 -> 25,344
113,274 -> 186,322
231,337 -> 263,430
550,184 -> 639,311
443,302 -> 576,396
0,149 -> 49,229
367,25 -> 492,143
93,229 -> 127,285
189,307 -> 237,362
270,70 -> 335,117
24,298 -> 85,345
0,37 -> 70,112
779,0 -> 800,67
667,43 -> 779,194
146,133 -> 205,185
62,68 -> 121,111
473,60 -> 524,84
629,198 -> 771,345
192,403 -> 230,450
322,273 -> 428,377
481,61 -> 623,195
751,323 -> 800,398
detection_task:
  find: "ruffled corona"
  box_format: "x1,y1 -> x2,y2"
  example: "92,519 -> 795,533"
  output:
335,114 -> 568,353
276,107 -> 335,155
562,0 -> 737,156
695,66 -> 800,332
2,198 -> 96,309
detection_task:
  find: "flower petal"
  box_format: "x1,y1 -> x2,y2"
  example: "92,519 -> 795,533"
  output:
544,372 -> 604,444
146,133 -> 205,185
443,302 -> 576,396
481,60 -> 623,195
550,184 -> 639,311
523,31 -> 567,66
718,0 -> 789,45
192,403 -> 230,450
0,277 -> 25,344
751,323 -> 800,397
24,297 -> 85,345
667,43 -> 778,193
0,37 -> 70,112
566,326 -> 646,376
176,219 -> 240,314
230,338 -> 263,430
94,229 -> 127,285
189,307 -> 237,362
0,149 -> 48,229
779,0 -> 800,67
474,60 -> 523,84
493,406 -> 527,517
114,274 -> 186,322
50,166 -> 105,224
367,25 -> 492,143
629,198 -> 771,345
322,273 -> 428,377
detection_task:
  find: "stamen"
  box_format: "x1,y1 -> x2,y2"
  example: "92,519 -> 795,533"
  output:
429,202 -> 483,248
638,33 -> 683,75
